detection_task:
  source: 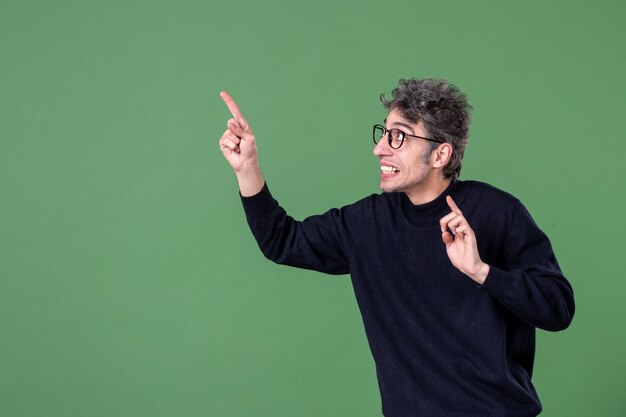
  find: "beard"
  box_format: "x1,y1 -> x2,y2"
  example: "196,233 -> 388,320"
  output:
379,147 -> 434,194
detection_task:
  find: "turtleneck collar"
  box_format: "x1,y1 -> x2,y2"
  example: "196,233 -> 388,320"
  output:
396,179 -> 463,227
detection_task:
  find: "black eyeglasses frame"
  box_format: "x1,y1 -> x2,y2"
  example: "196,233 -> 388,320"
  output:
372,124 -> 444,149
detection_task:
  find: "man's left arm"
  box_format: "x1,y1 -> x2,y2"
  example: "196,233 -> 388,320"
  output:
440,196 -> 575,331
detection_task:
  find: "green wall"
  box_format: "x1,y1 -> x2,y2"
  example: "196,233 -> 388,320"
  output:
1,1 -> 624,416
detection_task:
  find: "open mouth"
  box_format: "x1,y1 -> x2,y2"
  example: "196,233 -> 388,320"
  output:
381,165 -> 400,174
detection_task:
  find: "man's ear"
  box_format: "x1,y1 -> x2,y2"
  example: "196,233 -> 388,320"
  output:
432,143 -> 452,169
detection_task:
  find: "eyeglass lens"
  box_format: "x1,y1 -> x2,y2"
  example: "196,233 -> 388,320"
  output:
373,125 -> 403,149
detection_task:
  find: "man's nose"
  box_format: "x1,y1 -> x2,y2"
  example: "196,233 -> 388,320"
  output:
373,136 -> 392,157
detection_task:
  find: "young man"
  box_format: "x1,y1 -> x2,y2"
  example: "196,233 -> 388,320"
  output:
218,78 -> 575,417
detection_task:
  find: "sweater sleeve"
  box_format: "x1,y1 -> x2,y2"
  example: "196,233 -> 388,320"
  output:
481,202 -> 575,331
240,183 -> 350,275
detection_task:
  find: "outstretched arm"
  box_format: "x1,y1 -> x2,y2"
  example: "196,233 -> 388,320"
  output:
218,91 -> 350,274
219,91 -> 265,196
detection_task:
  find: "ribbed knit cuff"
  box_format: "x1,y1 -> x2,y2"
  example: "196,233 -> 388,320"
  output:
480,265 -> 513,301
239,182 -> 279,225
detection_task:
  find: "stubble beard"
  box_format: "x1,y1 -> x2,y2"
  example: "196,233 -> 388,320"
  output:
379,148 -> 433,194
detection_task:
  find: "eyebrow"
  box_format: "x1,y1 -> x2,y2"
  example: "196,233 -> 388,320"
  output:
383,118 -> 415,135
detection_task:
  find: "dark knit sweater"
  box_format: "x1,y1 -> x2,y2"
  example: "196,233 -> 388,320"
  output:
240,179 -> 575,417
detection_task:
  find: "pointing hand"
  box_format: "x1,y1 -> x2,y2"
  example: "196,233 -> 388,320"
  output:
219,91 -> 258,173
439,196 -> 490,284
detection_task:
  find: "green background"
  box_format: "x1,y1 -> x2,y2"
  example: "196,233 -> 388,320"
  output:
1,0 -> 624,416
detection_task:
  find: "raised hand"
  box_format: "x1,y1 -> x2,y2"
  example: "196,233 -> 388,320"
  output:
219,91 -> 264,196
439,196 -> 490,284
219,91 -> 257,171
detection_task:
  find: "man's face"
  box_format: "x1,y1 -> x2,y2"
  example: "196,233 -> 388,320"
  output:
373,108 -> 436,198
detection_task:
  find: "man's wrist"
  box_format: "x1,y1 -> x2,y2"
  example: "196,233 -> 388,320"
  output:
236,164 -> 265,197
471,263 -> 490,285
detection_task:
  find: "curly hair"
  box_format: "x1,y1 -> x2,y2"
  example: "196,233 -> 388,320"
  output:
380,78 -> 472,179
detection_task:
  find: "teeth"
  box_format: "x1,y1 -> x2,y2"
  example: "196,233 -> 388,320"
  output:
381,166 -> 399,174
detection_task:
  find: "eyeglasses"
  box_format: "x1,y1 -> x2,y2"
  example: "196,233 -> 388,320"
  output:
372,124 -> 444,149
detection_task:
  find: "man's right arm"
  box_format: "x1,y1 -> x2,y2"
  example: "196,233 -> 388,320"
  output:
218,91 -> 350,274
240,184 -> 350,275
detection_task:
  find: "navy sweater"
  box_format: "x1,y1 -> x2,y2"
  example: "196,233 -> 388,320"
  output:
241,179 -> 575,417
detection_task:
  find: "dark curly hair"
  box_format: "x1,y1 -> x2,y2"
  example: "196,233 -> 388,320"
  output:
380,78 -> 472,179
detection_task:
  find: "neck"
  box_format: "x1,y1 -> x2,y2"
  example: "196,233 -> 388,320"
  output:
405,176 -> 452,205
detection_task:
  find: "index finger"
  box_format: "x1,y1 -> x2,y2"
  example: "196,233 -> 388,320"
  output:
220,91 -> 245,123
446,195 -> 462,215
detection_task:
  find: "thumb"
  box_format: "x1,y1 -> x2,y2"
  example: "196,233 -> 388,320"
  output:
441,231 -> 454,247
228,120 -> 254,140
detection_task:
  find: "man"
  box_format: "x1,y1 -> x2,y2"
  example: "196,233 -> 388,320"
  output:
218,78 -> 575,417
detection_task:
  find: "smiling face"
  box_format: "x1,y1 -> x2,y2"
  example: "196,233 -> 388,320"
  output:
374,108 -> 452,204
